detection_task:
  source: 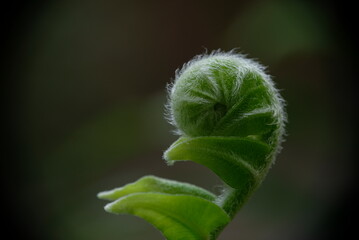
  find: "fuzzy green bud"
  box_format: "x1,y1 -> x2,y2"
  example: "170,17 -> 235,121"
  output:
167,51 -> 285,152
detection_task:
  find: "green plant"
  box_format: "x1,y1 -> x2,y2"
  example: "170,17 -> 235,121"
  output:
98,50 -> 286,240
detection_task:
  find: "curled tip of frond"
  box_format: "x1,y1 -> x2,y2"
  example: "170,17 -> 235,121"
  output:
165,49 -> 286,143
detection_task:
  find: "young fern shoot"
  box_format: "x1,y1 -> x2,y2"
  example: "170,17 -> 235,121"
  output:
98,50 -> 286,240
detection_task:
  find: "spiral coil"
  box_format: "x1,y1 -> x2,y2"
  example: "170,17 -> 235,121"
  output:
98,51 -> 286,240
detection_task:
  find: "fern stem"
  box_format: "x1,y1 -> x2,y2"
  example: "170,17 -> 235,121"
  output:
211,181 -> 258,239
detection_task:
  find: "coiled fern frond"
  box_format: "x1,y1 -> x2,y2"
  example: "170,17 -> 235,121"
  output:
98,50 -> 286,240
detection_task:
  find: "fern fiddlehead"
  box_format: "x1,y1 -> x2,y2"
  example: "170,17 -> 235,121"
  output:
98,51 -> 286,240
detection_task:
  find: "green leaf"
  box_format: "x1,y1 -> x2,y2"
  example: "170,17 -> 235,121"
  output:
213,109 -> 277,141
164,136 -> 271,189
97,175 -> 216,202
104,193 -> 230,240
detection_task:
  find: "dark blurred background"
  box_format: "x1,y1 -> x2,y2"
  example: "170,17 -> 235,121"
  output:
3,0 -> 356,239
